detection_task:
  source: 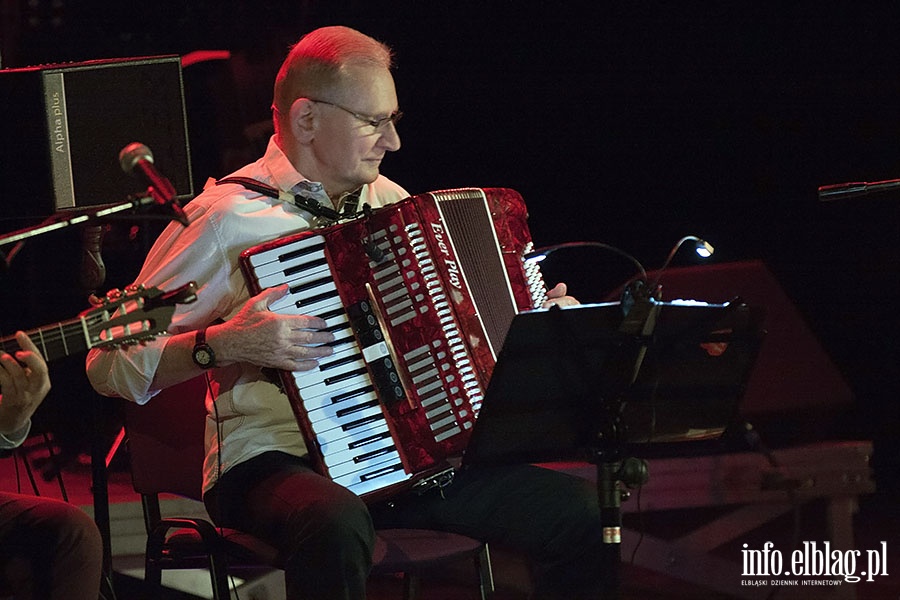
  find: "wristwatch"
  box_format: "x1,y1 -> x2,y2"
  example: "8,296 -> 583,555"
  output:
191,328 -> 216,369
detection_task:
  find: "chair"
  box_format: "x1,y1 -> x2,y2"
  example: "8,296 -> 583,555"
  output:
122,375 -> 493,600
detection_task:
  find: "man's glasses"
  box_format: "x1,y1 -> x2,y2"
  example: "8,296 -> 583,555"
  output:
310,99 -> 403,130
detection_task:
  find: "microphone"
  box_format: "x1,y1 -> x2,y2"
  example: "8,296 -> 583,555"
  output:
818,178 -> 900,201
360,203 -> 385,262
119,142 -> 189,226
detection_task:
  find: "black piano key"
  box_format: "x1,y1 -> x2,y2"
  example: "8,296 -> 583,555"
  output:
285,256 -> 328,276
325,334 -> 356,348
323,322 -> 351,334
279,241 -> 326,262
293,290 -> 340,307
323,366 -> 368,386
289,275 -> 337,295
348,431 -> 393,450
342,413 -> 385,432
318,307 -> 347,320
331,385 -> 376,404
335,399 -> 380,419
319,352 -> 364,372
353,446 -> 396,463
359,462 -> 404,482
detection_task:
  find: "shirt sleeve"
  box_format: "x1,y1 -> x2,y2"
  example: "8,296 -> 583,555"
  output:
0,419 -> 31,449
86,197 -> 239,404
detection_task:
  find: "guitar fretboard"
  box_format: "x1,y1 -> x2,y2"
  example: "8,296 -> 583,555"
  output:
0,316 -> 93,362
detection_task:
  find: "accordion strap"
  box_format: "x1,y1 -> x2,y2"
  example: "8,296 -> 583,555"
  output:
216,176 -> 345,222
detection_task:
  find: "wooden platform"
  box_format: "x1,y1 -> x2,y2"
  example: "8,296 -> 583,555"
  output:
544,441 -> 880,600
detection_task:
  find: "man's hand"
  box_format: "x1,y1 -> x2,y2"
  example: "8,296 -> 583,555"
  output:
541,282 -> 580,308
0,331 -> 51,435
209,285 -> 336,371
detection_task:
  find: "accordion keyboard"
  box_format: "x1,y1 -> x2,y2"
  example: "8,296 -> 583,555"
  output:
249,234 -> 416,497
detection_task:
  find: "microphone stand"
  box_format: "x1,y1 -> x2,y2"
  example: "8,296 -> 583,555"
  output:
1,192 -> 187,268
1,193 -> 182,247
593,279 -> 655,599
818,177 -> 900,201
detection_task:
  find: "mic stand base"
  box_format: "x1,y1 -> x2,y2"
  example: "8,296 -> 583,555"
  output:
593,446 -> 649,600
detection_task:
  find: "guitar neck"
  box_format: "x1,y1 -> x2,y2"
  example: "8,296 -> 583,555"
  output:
0,281 -> 197,363
0,316 -> 91,363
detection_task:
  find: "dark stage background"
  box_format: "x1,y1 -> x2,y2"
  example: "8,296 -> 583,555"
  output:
1,3 -> 898,487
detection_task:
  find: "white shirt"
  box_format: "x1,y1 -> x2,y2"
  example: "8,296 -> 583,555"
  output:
86,137 -> 409,492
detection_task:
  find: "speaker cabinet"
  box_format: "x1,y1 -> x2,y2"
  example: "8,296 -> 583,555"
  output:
0,55 -> 193,221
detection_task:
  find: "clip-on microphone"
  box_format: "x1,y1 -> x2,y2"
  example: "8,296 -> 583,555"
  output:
360,203 -> 385,262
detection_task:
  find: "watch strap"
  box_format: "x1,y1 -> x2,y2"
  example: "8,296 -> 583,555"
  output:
192,327 -> 216,369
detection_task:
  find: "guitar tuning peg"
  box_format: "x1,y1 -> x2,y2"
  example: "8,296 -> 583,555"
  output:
105,288 -> 123,302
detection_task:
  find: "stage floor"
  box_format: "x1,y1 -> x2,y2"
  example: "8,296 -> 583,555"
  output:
1,440 -> 897,600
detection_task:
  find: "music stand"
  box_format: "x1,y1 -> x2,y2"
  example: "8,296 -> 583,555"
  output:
461,300 -> 765,597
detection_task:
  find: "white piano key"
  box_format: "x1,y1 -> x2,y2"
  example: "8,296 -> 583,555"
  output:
298,381 -> 374,412
315,416 -> 388,447
307,390 -> 378,423
257,260 -> 333,288
318,422 -> 393,460
270,293 -> 342,317
297,371 -> 373,402
326,444 -> 403,479
248,235 -> 325,267
316,353 -> 367,377
305,379 -> 377,411
307,402 -> 384,435
333,452 -> 404,485
254,252 -> 328,281
321,437 -> 397,473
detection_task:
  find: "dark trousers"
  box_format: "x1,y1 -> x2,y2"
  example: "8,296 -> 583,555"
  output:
0,491 -> 104,600
204,451 -> 603,600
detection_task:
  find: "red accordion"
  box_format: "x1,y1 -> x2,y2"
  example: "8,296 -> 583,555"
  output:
240,188 -> 547,502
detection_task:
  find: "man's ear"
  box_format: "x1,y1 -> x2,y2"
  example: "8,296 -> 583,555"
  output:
289,98 -> 316,143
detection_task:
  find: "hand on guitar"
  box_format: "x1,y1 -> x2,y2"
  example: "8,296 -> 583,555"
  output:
541,282 -> 580,309
0,331 -> 51,437
209,285 -> 336,372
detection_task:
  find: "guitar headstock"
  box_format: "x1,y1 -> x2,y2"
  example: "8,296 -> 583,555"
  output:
87,281 -> 198,349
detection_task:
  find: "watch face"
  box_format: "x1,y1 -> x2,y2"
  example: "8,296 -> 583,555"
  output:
194,347 -> 213,367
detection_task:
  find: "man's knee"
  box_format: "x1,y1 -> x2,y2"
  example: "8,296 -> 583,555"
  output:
291,489 -> 375,553
45,502 -> 103,566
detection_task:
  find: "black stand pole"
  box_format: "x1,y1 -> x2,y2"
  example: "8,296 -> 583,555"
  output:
597,449 -> 624,597
91,394 -> 116,597
594,444 -> 650,600
593,286 -> 657,599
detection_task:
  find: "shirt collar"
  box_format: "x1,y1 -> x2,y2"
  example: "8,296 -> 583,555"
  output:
263,136 -> 330,204
262,136 -> 363,217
